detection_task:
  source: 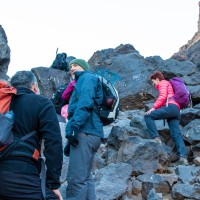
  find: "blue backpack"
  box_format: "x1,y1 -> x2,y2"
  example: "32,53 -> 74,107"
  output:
170,77 -> 191,109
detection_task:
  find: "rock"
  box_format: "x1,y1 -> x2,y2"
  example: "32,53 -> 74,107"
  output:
194,157 -> 200,166
31,67 -> 70,98
137,174 -> 170,199
172,183 -> 200,200
0,25 -> 10,78
94,163 -> 132,200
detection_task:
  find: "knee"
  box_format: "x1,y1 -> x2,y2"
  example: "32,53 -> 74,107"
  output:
144,114 -> 151,121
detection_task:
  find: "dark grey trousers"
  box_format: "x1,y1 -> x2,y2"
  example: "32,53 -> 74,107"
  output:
66,133 -> 102,200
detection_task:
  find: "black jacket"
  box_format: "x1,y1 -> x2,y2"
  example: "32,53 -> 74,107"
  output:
9,87 -> 63,189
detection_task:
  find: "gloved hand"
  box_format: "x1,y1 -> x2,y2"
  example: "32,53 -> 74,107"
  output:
66,131 -> 79,147
64,141 -> 70,156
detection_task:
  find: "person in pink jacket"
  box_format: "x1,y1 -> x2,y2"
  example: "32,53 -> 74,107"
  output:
62,80 -> 76,103
144,71 -> 188,165
61,80 -> 76,120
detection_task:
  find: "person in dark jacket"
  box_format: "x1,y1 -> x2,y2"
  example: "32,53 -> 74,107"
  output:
0,71 -> 63,200
65,59 -> 104,200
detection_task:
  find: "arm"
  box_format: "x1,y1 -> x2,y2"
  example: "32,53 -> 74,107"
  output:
154,81 -> 168,109
53,189 -> 63,200
39,98 -> 63,190
62,80 -> 76,102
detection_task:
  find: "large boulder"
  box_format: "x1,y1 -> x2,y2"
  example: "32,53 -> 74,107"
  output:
88,44 -> 200,110
31,67 -> 70,98
0,25 -> 10,80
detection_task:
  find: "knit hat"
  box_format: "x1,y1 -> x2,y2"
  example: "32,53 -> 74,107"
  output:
69,59 -> 90,71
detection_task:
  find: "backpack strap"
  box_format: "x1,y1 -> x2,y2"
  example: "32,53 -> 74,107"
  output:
40,157 -> 46,199
189,94 -> 193,108
20,130 -> 37,141
0,130 -> 38,159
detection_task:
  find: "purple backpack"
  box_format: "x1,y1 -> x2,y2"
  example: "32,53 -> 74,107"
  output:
170,77 -> 190,109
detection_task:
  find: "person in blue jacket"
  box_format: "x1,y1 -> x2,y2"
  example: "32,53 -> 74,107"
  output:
65,59 -> 103,200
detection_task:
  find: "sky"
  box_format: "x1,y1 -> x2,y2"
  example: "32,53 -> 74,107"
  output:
0,0 -> 199,77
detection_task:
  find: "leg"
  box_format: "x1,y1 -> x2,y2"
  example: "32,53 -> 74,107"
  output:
167,118 -> 187,158
144,104 -> 180,138
86,136 -> 101,200
144,106 -> 168,138
66,134 -> 101,200
144,113 -> 159,138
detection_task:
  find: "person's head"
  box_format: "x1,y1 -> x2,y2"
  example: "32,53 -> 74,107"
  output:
150,71 -> 165,86
69,59 -> 90,76
10,71 -> 39,94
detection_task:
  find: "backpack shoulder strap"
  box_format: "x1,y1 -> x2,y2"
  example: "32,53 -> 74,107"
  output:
20,130 -> 37,141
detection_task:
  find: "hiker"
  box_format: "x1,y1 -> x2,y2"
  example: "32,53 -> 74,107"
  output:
144,71 -> 188,165
0,71 -> 63,200
65,59 -> 104,199
61,77 -> 76,121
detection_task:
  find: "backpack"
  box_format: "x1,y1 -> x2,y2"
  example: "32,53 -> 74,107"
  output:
95,76 -> 120,126
0,111 -> 14,151
0,106 -> 37,159
50,53 -> 69,72
51,84 -> 68,115
170,77 -> 191,109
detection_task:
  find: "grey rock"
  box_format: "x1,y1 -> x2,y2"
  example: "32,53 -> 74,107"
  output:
147,188 -> 162,200
0,25 -> 10,77
172,183 -> 200,200
94,163 -> 132,200
182,119 -> 200,144
116,136 -> 170,174
31,67 -> 70,98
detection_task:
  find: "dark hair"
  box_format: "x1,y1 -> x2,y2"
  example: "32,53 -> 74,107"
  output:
150,71 -> 165,81
11,71 -> 37,89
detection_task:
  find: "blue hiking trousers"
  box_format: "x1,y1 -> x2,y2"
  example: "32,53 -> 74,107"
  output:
144,104 -> 187,158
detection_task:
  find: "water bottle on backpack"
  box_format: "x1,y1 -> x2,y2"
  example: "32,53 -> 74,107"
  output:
5,110 -> 15,120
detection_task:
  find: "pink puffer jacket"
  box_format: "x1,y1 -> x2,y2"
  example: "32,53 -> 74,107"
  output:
62,80 -> 76,102
154,80 -> 180,109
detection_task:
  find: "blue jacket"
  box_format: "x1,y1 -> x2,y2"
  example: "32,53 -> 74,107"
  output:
66,71 -> 104,138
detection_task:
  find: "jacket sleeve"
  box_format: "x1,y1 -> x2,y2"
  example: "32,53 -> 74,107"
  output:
70,76 -> 99,132
62,80 -> 76,102
39,98 -> 63,189
153,81 -> 168,109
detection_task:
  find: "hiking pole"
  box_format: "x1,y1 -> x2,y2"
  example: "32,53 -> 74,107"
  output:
56,48 -> 59,55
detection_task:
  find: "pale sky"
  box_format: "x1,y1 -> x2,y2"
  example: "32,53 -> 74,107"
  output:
0,0 -> 199,77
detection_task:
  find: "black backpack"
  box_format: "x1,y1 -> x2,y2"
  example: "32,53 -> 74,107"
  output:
51,84 -> 68,115
50,53 -> 69,72
95,76 -> 120,126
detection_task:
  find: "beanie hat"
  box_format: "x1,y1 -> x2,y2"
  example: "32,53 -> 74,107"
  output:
69,59 -> 90,71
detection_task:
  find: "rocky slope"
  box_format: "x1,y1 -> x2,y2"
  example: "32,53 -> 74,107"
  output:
1,14 -> 200,199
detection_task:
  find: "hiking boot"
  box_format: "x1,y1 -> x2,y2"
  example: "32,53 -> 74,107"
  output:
153,137 -> 162,144
178,157 -> 189,166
